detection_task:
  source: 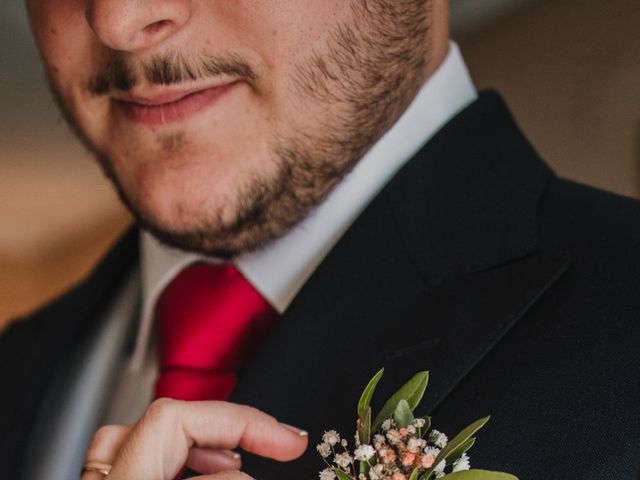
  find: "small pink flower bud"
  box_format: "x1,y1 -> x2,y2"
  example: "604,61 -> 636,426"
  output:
402,452 -> 416,466
421,453 -> 436,468
385,449 -> 396,463
392,473 -> 406,480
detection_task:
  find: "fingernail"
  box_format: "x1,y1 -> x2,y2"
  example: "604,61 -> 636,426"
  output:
280,423 -> 309,437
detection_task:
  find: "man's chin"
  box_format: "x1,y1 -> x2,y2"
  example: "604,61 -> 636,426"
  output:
139,220 -> 273,259
131,198 -> 279,259
142,225 -> 232,259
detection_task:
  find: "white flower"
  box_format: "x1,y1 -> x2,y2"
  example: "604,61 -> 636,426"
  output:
373,434 -> 385,448
334,452 -> 353,469
319,468 -> 336,480
452,453 -> 471,472
341,439 -> 348,448
317,442 -> 332,458
423,446 -> 441,457
355,432 -> 361,447
434,460 -> 446,478
368,464 -> 384,479
354,444 -> 376,461
413,418 -> 426,428
369,468 -> 382,480
381,419 -> 394,431
407,425 -> 417,435
386,429 -> 402,445
429,429 -> 448,448
323,430 -> 341,446
407,437 -> 424,452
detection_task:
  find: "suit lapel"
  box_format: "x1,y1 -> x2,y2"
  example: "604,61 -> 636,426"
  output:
380,89 -> 569,412
382,251 -> 569,417
230,92 -> 570,478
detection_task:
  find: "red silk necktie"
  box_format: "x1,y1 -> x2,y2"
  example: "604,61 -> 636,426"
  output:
154,263 -> 278,401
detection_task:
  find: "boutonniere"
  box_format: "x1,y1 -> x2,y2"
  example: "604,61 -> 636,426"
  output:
317,369 -> 518,480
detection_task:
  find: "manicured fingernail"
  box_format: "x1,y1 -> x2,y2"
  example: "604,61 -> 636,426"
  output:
280,423 -> 308,437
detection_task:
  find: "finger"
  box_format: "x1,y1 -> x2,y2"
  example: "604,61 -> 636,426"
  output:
108,399 -> 308,480
81,425 -> 131,480
190,471 -> 255,480
186,449 -> 242,475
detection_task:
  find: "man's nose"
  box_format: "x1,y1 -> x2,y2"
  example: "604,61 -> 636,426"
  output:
86,0 -> 192,52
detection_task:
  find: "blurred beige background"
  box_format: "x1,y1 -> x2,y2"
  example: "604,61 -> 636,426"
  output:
1,0 -> 639,330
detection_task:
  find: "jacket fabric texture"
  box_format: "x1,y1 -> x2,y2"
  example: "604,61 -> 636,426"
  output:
1,91 -> 639,479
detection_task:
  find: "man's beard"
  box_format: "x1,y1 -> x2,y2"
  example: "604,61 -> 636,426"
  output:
50,0 -> 431,258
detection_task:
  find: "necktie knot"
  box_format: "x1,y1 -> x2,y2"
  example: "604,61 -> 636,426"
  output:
154,263 -> 277,401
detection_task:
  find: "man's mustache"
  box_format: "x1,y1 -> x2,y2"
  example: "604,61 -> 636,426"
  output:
88,52 -> 256,95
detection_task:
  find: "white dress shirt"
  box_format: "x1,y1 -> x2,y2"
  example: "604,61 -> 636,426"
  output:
24,42 -> 476,480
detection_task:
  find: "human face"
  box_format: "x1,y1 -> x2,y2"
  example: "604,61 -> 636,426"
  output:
26,0 -> 441,257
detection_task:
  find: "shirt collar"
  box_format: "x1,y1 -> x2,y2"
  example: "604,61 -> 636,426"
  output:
130,41 -> 477,371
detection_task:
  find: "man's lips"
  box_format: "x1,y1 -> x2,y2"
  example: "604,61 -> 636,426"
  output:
113,81 -> 240,126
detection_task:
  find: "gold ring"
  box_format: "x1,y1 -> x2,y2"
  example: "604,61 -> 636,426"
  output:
83,461 -> 112,476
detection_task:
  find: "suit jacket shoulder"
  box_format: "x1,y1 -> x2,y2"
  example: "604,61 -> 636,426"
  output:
541,175 -> 640,256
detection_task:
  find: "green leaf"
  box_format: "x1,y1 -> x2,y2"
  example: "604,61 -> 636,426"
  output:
420,415 -> 431,435
335,470 -> 355,480
422,417 -> 490,480
372,371 -> 429,430
435,416 -> 490,466
359,460 -> 370,478
445,437 -> 476,465
420,471 -> 433,480
393,399 -> 415,427
439,469 -> 518,480
358,368 -> 384,417
357,406 -> 372,445
408,467 -> 421,480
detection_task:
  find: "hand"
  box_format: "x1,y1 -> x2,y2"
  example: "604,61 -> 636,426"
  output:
82,399 -> 309,480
